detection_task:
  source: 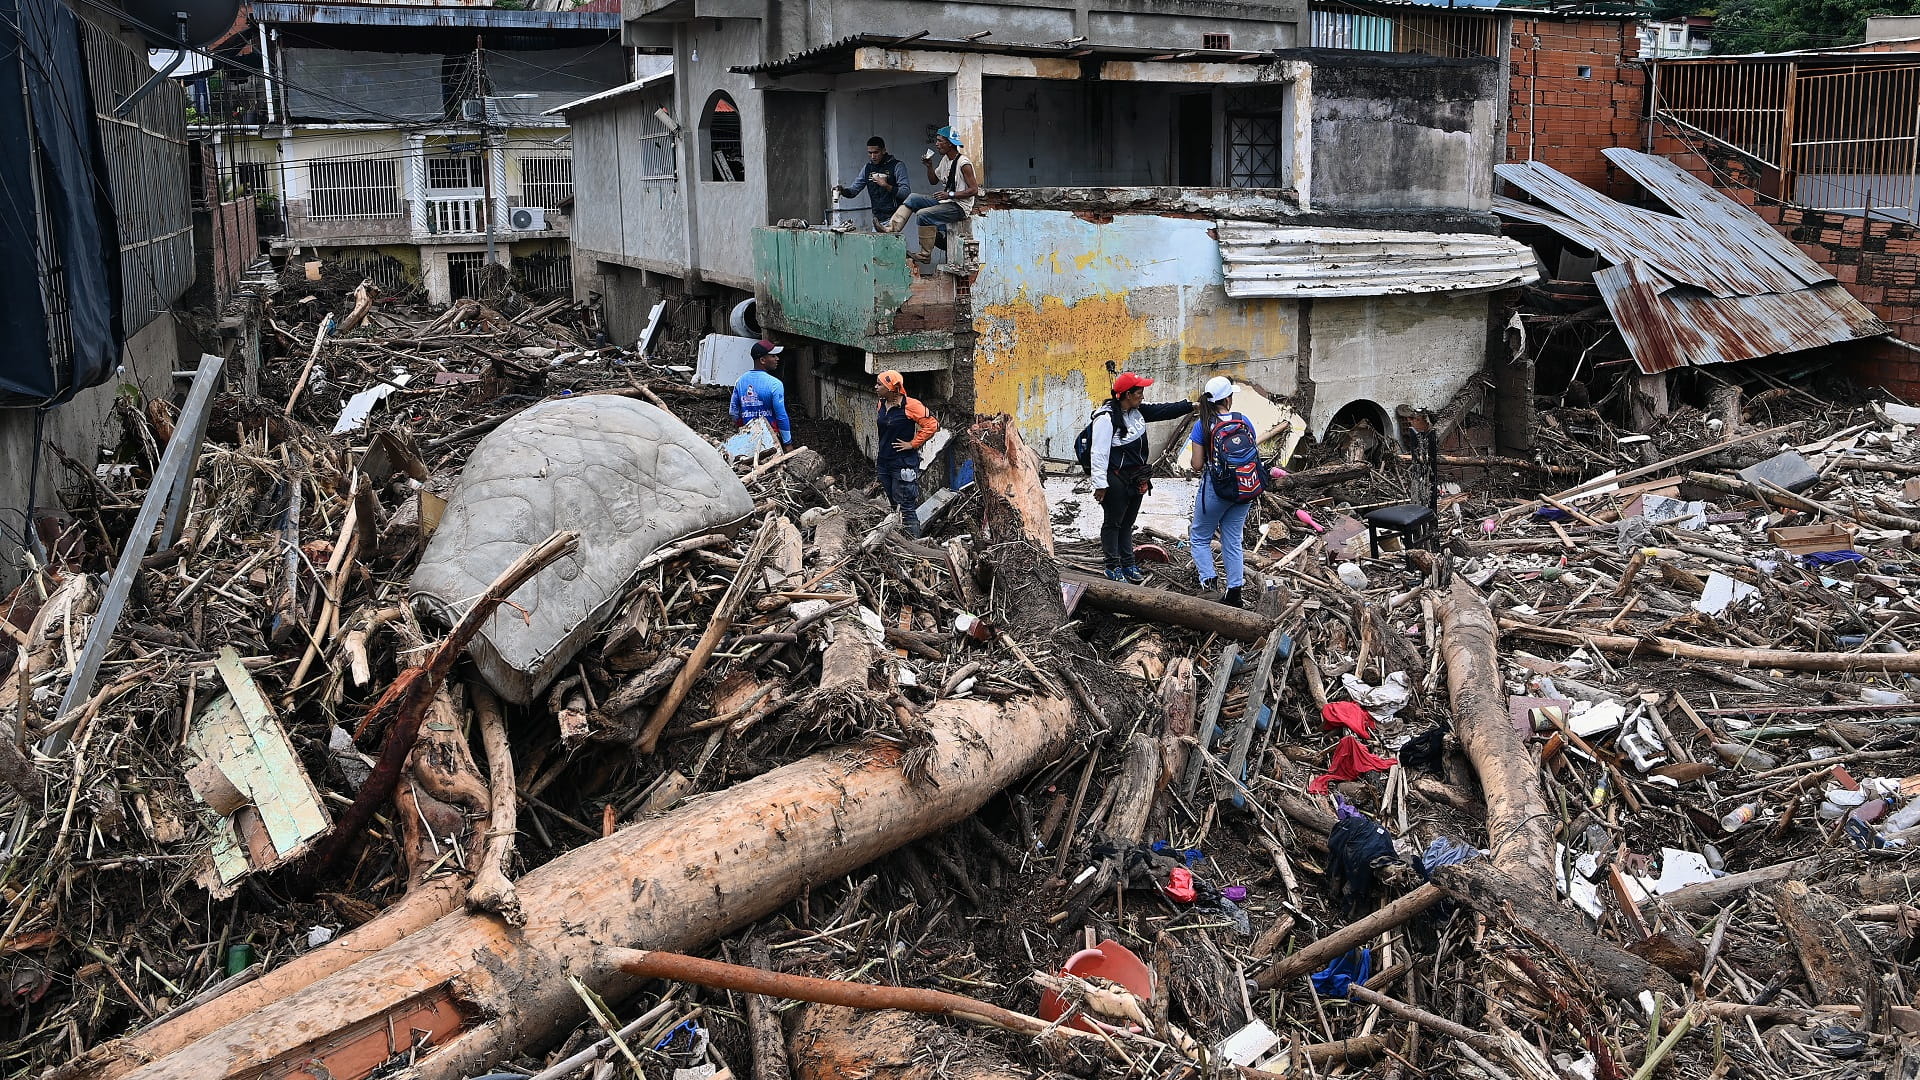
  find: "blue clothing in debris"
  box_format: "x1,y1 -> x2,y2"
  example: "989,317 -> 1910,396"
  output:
1802,550 -> 1866,567
729,370 -> 791,444
1310,948 -> 1372,998
1416,836 -> 1481,878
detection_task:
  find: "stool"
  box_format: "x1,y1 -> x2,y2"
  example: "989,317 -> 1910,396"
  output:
1363,503 -> 1436,558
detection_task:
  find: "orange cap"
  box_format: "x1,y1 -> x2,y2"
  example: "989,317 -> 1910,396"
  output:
877,371 -> 905,393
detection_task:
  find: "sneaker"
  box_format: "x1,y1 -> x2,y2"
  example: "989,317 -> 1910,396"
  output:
1198,578 -> 1217,595
1221,586 -> 1244,608
1104,567 -> 1130,582
1121,565 -> 1147,585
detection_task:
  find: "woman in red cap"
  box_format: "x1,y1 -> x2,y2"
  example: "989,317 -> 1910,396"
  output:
1088,372 -> 1194,582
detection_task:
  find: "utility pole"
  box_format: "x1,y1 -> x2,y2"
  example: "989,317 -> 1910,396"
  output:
475,35 -> 496,273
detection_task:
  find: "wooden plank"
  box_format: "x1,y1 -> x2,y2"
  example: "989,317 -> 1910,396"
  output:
46,354 -> 225,754
1181,643 -> 1240,801
1221,627 -> 1289,805
187,647 -> 332,894
157,355 -> 223,550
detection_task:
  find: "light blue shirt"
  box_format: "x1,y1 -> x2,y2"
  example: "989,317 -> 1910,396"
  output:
730,369 -> 791,443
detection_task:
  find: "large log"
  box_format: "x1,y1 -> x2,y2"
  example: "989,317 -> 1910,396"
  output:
57,877 -> 468,1080
109,695 -> 1073,1080
1059,568 -> 1273,641
1437,580 -> 1554,895
969,414 -> 1053,558
1430,861 -> 1679,1003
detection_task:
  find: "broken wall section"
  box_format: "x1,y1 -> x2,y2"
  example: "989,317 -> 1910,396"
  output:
1299,50 -> 1506,212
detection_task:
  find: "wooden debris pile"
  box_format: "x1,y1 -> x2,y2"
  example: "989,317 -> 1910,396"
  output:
12,293 -> 1920,1080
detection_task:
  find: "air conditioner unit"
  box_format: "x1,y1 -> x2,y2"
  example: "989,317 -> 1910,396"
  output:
459,99 -> 486,122
509,206 -> 548,231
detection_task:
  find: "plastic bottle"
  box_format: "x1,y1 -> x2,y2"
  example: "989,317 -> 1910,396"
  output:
1886,801 -> 1920,833
1712,742 -> 1779,771
953,613 -> 991,642
1719,802 -> 1761,833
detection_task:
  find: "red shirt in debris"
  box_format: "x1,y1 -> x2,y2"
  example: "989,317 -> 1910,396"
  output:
1306,736 -> 1398,794
1321,701 -> 1375,739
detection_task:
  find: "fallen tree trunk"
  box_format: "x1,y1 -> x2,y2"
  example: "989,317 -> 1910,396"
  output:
1430,861 -> 1679,1003
110,695 -> 1073,1080
61,877 -> 469,1080
1653,856 -> 1821,914
1437,581 -> 1555,895
1058,568 -> 1273,642
1500,616 -> 1920,674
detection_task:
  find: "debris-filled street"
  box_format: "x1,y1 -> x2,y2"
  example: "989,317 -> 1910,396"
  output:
7,268 -> 1920,1080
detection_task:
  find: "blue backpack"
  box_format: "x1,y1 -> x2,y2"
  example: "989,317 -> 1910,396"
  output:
1205,414 -> 1265,504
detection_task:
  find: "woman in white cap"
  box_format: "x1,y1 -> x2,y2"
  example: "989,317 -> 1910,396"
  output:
1188,376 -> 1262,607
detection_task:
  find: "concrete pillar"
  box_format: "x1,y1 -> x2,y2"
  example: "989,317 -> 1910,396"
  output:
404,132 -> 427,239
949,57 -> 984,177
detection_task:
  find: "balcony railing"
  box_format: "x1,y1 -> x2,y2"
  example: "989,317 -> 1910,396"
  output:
426,196 -> 485,235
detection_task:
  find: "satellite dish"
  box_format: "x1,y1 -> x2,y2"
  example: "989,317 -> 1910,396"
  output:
120,0 -> 244,48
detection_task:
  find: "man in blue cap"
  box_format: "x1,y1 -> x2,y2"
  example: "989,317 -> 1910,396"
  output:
880,126 -> 980,275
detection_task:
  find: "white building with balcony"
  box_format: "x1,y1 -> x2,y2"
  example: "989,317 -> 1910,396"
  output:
184,0 -> 636,303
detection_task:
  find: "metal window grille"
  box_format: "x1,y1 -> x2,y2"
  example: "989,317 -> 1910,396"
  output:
519,157 -> 573,208
1309,6 -> 1496,58
638,133 -> 675,180
335,251 -> 414,295
1228,115 -> 1284,188
428,154 -> 484,190
446,251 -> 490,300
514,244 -> 572,296
233,161 -> 269,194
1203,33 -> 1231,49
308,160 -> 402,219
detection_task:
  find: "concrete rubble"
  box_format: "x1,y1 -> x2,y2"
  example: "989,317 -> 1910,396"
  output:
11,262 -> 1920,1080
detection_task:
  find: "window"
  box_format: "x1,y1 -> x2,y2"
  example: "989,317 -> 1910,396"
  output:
700,91 -> 744,182
1577,65 -> 1593,78
1203,32 -> 1232,49
1227,115 -> 1284,188
1667,27 -> 1683,43
307,159 -> 401,219
232,161 -> 269,194
428,154 -> 484,191
519,157 -> 573,209
446,251 -> 491,300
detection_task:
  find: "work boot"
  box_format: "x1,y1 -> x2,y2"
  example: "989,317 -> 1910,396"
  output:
1121,565 -> 1147,585
880,205 -> 912,234
1220,586 -> 1243,608
915,224 -> 939,268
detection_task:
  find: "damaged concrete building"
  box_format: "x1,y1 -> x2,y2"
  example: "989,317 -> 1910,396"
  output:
564,0 -> 1542,473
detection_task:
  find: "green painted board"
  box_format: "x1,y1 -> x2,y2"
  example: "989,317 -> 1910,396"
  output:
186,647 -> 331,891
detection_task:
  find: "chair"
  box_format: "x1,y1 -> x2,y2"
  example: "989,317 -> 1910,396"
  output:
1362,415 -> 1438,559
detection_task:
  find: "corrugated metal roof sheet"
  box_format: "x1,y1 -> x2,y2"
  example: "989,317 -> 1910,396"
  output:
1496,148 -> 1887,372
1218,224 -> 1542,298
252,2 -> 617,30
732,33 -> 1280,75
548,67 -> 673,115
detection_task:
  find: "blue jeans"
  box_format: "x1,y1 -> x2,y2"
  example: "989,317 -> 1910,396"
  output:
1191,487 -> 1252,589
903,194 -> 965,227
879,461 -> 922,533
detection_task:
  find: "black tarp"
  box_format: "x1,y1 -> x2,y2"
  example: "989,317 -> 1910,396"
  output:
0,0 -> 125,408
283,48 -> 446,122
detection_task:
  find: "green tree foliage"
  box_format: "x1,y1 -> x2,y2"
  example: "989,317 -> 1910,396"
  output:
1705,0 -> 1920,53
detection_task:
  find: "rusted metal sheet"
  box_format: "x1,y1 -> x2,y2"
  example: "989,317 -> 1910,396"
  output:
1217,223 -> 1541,298
1597,261 -> 1886,372
1498,149 -> 1887,373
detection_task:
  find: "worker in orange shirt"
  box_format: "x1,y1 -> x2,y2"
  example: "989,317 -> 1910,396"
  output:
874,370 -> 940,535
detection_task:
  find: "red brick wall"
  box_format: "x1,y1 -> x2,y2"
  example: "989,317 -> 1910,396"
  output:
1507,16 -> 1646,198
1650,128 -> 1920,400
210,197 -> 257,306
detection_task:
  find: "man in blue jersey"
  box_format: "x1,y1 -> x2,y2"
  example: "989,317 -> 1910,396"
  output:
730,339 -> 792,445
